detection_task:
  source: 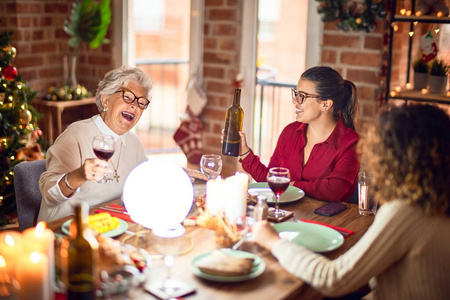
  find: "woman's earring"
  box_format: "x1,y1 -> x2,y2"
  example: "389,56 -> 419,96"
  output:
103,106 -> 108,112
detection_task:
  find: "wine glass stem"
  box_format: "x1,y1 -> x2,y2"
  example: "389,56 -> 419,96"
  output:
275,194 -> 280,214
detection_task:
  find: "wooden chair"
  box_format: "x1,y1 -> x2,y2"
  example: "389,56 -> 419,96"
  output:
13,159 -> 46,231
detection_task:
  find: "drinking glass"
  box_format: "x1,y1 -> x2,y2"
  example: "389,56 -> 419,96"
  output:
92,135 -> 115,183
267,167 -> 290,218
200,154 -> 223,180
150,233 -> 190,298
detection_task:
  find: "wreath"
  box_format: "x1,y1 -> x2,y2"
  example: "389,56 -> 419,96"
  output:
316,0 -> 387,32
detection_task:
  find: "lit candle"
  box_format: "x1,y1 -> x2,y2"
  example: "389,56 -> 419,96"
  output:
0,231 -> 23,279
0,255 -> 17,298
400,8 -> 406,15
206,176 -> 225,215
234,172 -> 249,212
223,174 -> 247,222
23,222 -> 55,298
390,91 -> 397,97
17,252 -> 50,300
406,83 -> 412,90
395,86 -> 402,93
446,91 -> 450,97
421,88 -> 428,94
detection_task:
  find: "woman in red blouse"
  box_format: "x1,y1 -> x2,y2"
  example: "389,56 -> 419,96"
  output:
239,66 -> 359,202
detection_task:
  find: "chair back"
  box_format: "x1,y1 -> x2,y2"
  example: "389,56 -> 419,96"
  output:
13,159 -> 46,231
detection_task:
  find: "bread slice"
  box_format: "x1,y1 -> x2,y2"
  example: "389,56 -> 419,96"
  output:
196,250 -> 255,277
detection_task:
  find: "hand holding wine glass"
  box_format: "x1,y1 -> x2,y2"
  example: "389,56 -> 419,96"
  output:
92,135 -> 115,183
200,154 -> 223,180
267,167 -> 290,218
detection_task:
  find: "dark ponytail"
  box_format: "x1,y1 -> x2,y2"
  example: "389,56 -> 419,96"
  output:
301,66 -> 358,131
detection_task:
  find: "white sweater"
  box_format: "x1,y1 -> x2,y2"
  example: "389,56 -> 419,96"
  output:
38,115 -> 148,222
272,200 -> 450,299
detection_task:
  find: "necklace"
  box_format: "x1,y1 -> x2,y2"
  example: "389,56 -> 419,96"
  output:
110,142 -> 123,183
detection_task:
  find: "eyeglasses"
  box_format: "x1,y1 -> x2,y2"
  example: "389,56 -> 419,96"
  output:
291,88 -> 322,105
115,89 -> 151,110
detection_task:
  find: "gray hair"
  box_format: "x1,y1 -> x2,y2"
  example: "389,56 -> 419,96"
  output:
95,65 -> 153,112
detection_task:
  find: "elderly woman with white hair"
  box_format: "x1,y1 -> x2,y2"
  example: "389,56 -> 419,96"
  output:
38,66 -> 152,222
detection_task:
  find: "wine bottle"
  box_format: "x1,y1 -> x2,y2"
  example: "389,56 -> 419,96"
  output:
63,202 -> 99,300
222,88 -> 244,156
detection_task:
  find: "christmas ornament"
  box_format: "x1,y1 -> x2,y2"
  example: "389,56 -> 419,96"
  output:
1,65 -> 18,81
2,45 -> 17,59
420,32 -> 438,63
18,108 -> 32,125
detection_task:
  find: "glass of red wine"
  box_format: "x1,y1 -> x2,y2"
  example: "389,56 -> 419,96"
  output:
92,135 -> 115,183
267,167 -> 290,218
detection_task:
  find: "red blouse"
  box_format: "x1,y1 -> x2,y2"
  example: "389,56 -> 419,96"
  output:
240,119 -> 360,202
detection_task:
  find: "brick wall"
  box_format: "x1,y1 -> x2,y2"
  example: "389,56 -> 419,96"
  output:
201,0 -> 242,176
0,0 -> 114,98
321,19 -> 385,133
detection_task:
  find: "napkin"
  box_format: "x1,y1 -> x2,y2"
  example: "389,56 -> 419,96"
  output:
299,219 -> 355,238
95,204 -> 133,223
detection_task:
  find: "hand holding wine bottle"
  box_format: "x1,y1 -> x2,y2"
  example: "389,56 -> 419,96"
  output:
222,88 -> 244,157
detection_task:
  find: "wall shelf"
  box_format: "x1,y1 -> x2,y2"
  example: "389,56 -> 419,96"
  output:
386,0 -> 450,106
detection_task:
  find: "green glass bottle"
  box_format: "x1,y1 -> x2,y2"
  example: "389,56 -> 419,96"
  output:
65,202 -> 99,300
222,88 -> 244,156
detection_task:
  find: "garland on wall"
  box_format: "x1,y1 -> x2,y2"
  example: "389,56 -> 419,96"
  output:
316,0 -> 388,32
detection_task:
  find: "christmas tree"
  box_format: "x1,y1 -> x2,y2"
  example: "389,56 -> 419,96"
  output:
0,31 -> 45,227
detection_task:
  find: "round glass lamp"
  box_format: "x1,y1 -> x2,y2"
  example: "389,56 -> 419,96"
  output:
123,160 -> 193,238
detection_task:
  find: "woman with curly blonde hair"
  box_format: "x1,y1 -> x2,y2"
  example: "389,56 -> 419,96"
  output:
252,104 -> 450,299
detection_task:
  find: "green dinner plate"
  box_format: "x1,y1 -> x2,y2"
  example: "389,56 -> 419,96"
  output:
274,221 -> 344,252
61,218 -> 128,238
191,249 -> 266,282
248,182 -> 305,204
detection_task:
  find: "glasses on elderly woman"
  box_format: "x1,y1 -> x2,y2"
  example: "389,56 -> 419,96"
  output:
115,89 -> 151,110
291,88 -> 323,105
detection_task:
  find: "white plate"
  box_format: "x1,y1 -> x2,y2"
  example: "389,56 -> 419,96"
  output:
274,221 -> 344,252
248,182 -> 305,204
191,249 -> 266,282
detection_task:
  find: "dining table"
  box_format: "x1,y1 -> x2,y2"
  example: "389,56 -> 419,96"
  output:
48,182 -> 375,300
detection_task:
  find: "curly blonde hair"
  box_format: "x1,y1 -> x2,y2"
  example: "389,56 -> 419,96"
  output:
362,104 -> 450,216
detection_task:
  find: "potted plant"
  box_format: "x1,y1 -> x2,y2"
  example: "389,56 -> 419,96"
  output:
429,59 -> 449,94
413,57 -> 429,90
64,0 -> 111,87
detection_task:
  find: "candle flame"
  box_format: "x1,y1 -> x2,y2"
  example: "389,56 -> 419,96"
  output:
409,31 -> 414,37
395,86 -> 402,93
35,221 -> 47,236
406,10 -> 412,16
400,8 -> 406,15
415,11 -> 422,17
5,235 -> 14,247
30,252 -> 41,264
421,88 -> 428,95
0,256 -> 5,268
406,83 -> 412,90
437,11 -> 443,17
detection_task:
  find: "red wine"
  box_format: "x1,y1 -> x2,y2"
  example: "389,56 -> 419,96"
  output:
267,176 -> 290,196
94,149 -> 114,160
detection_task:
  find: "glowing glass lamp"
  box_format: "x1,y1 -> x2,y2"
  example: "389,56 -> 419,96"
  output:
123,160 -> 193,238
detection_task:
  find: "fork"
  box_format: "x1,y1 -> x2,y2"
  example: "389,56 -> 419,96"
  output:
98,206 -> 130,215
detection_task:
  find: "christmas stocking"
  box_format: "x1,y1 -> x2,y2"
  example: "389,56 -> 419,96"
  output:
173,116 -> 203,165
420,31 -> 438,63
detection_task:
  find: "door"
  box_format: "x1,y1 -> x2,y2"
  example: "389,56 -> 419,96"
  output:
122,0 -> 203,154
241,0 -> 321,164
